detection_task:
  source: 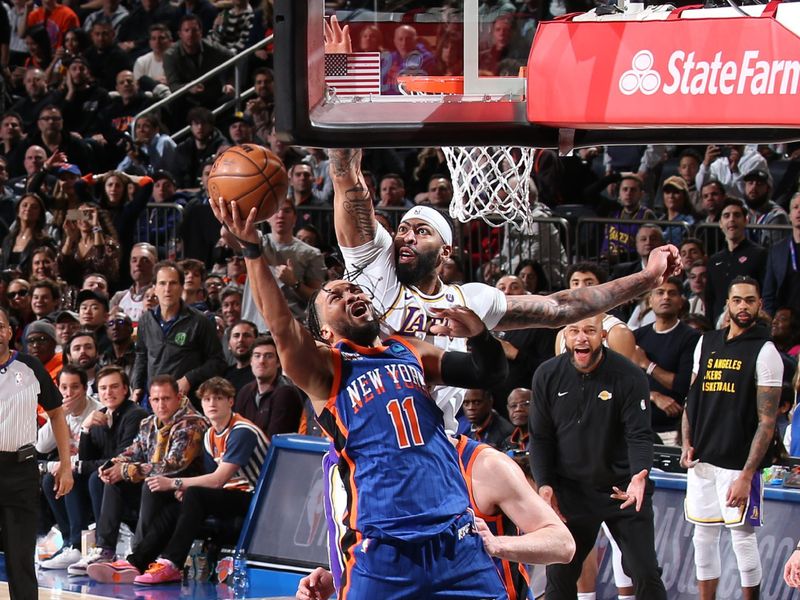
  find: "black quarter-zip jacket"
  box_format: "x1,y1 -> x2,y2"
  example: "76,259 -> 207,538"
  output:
530,348 -> 654,491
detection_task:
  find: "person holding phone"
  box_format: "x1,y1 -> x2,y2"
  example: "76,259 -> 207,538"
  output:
60,198 -> 120,286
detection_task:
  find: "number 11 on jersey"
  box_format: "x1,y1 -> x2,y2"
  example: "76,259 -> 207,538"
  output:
386,397 -> 425,449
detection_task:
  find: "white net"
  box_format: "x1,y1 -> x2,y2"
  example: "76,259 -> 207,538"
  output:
442,145 -> 537,233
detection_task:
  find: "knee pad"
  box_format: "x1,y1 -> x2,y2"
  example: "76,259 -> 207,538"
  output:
692,524 -> 722,581
730,527 -> 762,588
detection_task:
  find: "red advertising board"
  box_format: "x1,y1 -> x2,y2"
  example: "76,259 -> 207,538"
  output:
526,7 -> 800,128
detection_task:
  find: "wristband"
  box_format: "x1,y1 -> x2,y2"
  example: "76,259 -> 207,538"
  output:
646,361 -> 657,376
241,241 -> 262,259
92,226 -> 103,234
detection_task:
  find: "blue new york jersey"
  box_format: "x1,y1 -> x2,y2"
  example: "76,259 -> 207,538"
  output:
317,336 -> 470,542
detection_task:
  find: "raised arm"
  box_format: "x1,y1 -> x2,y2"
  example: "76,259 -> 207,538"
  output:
474,450 -> 575,565
496,245 -> 681,330
330,148 -> 377,248
212,198 -> 334,408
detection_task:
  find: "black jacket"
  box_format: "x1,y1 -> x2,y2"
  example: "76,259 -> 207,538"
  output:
132,302 -> 226,392
78,399 -> 148,474
530,349 -> 654,491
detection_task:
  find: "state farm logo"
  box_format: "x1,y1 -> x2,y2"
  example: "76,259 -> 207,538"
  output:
618,49 -> 800,96
619,51 -> 661,95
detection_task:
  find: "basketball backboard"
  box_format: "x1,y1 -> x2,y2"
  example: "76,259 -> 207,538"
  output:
273,0 -> 800,149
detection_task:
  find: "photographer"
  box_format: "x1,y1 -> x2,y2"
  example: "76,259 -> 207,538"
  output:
116,113 -> 177,175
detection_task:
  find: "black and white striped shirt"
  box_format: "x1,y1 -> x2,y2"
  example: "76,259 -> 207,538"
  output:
0,352 -> 62,452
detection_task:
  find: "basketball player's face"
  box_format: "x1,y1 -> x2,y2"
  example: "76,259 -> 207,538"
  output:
564,316 -> 605,373
319,280 -> 379,345
394,219 -> 448,286
726,283 -> 761,330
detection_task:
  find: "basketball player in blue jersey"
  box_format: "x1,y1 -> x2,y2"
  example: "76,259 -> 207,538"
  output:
215,198 -> 515,599
296,434 -> 576,600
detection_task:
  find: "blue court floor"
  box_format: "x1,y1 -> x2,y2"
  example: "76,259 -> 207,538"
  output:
0,554 -> 304,599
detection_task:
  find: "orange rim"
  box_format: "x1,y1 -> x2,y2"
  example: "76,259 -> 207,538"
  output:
397,76 -> 464,94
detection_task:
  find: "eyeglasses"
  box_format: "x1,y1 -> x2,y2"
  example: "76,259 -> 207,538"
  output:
8,289 -> 28,299
106,318 -> 130,327
507,401 -> 531,410
26,336 -> 51,346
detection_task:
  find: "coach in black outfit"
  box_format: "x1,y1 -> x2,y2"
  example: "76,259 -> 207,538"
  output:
530,314 -> 667,600
0,306 -> 73,599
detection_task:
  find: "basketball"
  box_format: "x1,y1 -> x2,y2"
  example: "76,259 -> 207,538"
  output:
207,144 -> 289,223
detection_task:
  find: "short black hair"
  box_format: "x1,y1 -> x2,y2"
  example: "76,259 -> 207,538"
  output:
727,275 -> 760,297
680,237 -> 705,254
721,196 -> 747,215
154,260 -> 185,285
57,364 -> 88,387
678,148 -> 702,164
566,262 -> 608,285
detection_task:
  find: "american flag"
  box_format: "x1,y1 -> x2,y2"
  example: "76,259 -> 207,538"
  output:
324,53 -> 381,96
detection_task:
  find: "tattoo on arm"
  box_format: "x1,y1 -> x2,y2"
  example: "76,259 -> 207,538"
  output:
329,148 -> 361,178
342,185 -> 375,244
681,410 -> 691,447
742,385 -> 780,474
496,271 -> 656,329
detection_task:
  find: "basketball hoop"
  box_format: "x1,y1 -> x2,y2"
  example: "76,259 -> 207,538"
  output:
398,75 -> 536,233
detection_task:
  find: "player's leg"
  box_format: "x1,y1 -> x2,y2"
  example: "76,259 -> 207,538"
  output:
603,495 -> 666,600
340,536 -> 425,600
685,462 -> 725,599
601,522 -> 635,598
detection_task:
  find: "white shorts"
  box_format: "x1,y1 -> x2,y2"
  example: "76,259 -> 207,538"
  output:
684,462 -> 763,528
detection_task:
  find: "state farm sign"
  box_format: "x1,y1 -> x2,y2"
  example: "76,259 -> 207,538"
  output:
527,12 -> 800,128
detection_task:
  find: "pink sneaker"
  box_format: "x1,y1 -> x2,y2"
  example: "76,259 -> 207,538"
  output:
87,559 -> 140,584
134,559 -> 182,585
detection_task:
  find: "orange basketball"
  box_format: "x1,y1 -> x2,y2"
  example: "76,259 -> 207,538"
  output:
207,144 -> 289,223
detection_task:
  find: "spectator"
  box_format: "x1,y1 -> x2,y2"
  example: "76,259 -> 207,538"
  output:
515,259 -> 549,294
163,15 -> 232,112
382,24 -> 435,94
203,274 -> 223,312
116,376 -> 267,585
243,67 -> 274,143
224,319 -> 257,392
71,374 -> 207,577
438,255 -> 465,285
72,365 -> 146,569
491,274 -> 555,412
174,0 -> 218,36
742,168 -> 790,247
679,238 -> 706,273
83,0 -> 129,36
23,24 -> 53,72
686,260 -> 708,316
131,260 -> 226,405
763,193 -> 800,316
116,113 -> 178,175
234,335 -> 303,440
54,309 -> 80,351
65,330 -> 101,390
220,285 -> 242,332
706,198 -> 767,322
461,388 -> 513,449
29,277 -> 60,321
132,24 -> 173,84
478,16 -> 526,75
29,244 -> 59,282
422,175 -> 452,208
7,278 -> 33,333
696,144 -> 768,198
377,172 -> 413,209
289,162 -> 326,209
45,27 -> 91,88
696,179 -> 727,255
0,192 -> 53,273
179,258 -> 207,311
208,0 -> 254,54
84,19 -> 134,91
237,199 -> 324,327
23,0 -> 79,48
99,309 -> 135,379
175,107 -> 225,188
501,387 -> 532,454
180,160 -> 220,269
58,200 -> 121,287
94,70 -> 155,159
22,105 -> 93,175
631,277 -> 701,445
659,175 -> 695,246
134,170 -> 188,252
0,112 -> 26,162
0,161 -> 16,243
110,242 -> 156,323
772,307 -> 800,358
611,223 -> 665,281
226,114 -> 257,146
23,320 -> 62,381
55,57 -> 110,138
677,148 -> 703,214
600,174 -> 657,260
82,272 -> 110,295
37,365 -> 101,571
9,143 -> 47,192
6,0 -> 30,67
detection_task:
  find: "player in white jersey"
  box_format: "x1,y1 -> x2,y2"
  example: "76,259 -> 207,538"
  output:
329,148 -> 680,434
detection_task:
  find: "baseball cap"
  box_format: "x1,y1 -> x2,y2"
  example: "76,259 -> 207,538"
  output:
152,169 -> 176,184
77,289 -> 110,311
56,164 -> 82,177
742,168 -> 771,183
229,113 -> 254,127
25,321 -> 56,342
54,310 -> 80,323
662,175 -> 689,193
400,205 -> 453,246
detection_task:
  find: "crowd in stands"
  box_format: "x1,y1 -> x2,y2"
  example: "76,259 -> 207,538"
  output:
0,0 -> 794,589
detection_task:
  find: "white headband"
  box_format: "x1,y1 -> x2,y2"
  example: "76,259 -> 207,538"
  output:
399,206 -> 453,246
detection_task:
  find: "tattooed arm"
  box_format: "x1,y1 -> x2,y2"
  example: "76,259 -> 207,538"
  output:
495,245 -> 680,330
329,148 -> 377,248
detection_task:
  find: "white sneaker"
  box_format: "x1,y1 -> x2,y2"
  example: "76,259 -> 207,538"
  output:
67,547 -> 115,576
40,546 -> 82,570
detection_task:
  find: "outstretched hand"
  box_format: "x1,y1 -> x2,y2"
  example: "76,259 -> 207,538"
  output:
324,16 -> 352,54
210,196 -> 260,246
429,306 -> 487,338
611,469 -> 648,511
646,245 -> 682,285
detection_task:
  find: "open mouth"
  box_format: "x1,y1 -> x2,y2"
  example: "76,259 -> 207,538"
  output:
574,347 -> 591,358
349,300 -> 369,318
398,247 -> 417,264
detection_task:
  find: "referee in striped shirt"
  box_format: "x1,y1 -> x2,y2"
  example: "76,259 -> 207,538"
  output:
0,306 -> 73,599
